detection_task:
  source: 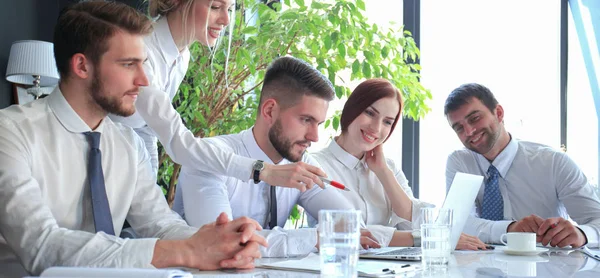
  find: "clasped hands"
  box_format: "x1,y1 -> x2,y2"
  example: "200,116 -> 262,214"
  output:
507,214 -> 587,248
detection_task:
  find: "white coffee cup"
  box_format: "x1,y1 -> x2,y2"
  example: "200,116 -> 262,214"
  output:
500,232 -> 537,251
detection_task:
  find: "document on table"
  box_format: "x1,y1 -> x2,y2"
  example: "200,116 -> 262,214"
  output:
40,267 -> 193,278
259,253 -> 419,277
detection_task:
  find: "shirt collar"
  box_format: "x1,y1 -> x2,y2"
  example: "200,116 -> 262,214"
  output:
475,134 -> 519,177
326,137 -> 365,170
48,86 -> 106,133
241,127 -> 289,165
153,17 -> 186,67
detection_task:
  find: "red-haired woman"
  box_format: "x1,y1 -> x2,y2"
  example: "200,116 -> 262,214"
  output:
313,79 -> 487,250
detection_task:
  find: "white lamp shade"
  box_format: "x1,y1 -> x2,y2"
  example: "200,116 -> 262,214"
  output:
6,40 -> 59,86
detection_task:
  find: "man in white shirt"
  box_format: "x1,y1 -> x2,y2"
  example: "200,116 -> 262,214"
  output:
444,83 -> 600,248
176,56 -> 381,257
0,2 -> 265,276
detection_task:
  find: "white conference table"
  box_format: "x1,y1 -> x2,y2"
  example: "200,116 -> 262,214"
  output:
190,247 -> 600,277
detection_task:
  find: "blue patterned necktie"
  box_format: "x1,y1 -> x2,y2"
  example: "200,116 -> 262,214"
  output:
481,165 -> 504,221
84,132 -> 115,235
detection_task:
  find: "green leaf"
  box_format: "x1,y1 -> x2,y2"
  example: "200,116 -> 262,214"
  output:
381,46 -> 389,58
331,31 -> 339,46
352,59 -> 360,76
311,1 -> 328,9
290,205 -> 300,220
324,36 -> 332,50
325,119 -> 331,128
337,43 -> 346,57
294,0 -> 305,8
332,116 -> 340,131
362,61 -> 372,77
356,0 -> 366,11
328,14 -> 338,25
335,86 -> 343,99
242,26 -> 258,34
280,11 -> 299,20
364,51 -> 374,62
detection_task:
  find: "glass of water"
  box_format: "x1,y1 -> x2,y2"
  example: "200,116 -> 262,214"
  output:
318,210 -> 361,278
420,208 -> 453,271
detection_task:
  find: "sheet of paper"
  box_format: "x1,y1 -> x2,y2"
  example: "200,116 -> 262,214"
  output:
40,267 -> 192,278
259,253 -> 419,277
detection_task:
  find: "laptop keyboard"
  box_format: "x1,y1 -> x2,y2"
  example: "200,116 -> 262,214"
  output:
377,247 -> 422,256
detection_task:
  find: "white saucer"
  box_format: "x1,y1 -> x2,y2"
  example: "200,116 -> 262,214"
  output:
497,246 -> 549,256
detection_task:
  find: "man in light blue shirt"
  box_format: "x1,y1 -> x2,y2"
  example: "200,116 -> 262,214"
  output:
444,83 -> 600,248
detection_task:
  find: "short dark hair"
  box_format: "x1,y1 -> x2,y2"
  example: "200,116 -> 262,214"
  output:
259,56 -> 334,110
444,83 -> 499,115
53,0 -> 153,79
340,78 -> 403,142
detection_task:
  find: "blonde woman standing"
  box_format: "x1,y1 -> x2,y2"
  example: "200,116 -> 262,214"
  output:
111,0 -> 327,201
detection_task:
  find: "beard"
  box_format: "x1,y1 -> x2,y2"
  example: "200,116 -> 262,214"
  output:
90,69 -> 136,117
464,125 -> 501,155
268,119 -> 309,162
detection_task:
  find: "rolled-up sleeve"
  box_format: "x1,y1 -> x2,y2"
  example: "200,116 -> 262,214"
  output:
135,87 -> 254,181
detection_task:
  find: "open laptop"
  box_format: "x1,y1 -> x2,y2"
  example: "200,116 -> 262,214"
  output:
359,172 -> 484,261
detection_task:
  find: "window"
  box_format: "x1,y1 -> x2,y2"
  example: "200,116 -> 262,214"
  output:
567,2 -> 599,191
419,0 -> 561,207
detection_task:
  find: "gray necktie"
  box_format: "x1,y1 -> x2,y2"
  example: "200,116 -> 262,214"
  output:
84,132 -> 115,235
269,186 -> 278,229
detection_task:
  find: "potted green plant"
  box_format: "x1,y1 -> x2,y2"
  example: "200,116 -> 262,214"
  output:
157,0 -> 431,210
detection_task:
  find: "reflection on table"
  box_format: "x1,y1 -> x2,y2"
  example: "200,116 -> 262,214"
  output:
190,247 -> 600,277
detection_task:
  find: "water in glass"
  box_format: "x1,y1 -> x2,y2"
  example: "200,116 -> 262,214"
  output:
421,224 -> 452,269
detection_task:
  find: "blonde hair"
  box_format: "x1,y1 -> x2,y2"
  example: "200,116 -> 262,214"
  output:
149,0 -> 196,46
149,0 -> 236,84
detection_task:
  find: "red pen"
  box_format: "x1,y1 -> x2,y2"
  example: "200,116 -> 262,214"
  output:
320,177 -> 350,191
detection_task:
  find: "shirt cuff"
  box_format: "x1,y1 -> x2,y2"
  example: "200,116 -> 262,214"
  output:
231,156 -> 254,182
364,225 -> 396,247
490,220 -> 514,244
578,225 -> 599,248
124,238 -> 160,268
259,228 -> 317,257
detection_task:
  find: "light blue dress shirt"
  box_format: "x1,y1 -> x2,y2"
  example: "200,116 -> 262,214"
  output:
446,137 -> 600,247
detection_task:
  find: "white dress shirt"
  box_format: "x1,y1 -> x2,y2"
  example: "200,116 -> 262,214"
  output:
109,17 -> 191,173
313,139 -> 433,246
446,137 -> 600,247
175,128 -> 355,257
0,88 -> 197,276
111,17 -> 256,197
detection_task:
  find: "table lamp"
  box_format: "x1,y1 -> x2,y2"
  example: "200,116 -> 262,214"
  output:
5,40 -> 59,99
